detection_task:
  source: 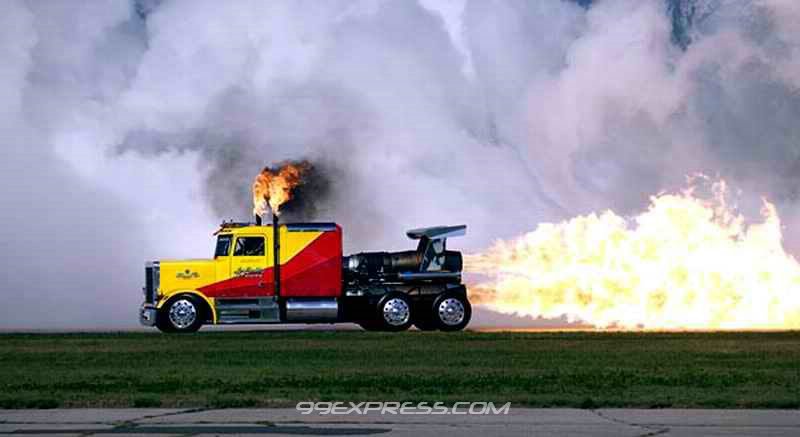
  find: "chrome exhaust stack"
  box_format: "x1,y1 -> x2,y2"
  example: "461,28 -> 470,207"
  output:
273,213 -> 280,298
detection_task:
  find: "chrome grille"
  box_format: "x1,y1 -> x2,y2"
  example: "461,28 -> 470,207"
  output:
144,261 -> 160,303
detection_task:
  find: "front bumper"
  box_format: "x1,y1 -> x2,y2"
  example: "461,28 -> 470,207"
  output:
140,304 -> 157,326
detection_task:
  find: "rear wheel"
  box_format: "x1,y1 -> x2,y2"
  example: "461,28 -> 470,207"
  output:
376,293 -> 413,332
432,293 -> 471,332
157,295 -> 204,333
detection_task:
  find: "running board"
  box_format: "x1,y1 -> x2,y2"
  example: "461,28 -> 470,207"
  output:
215,297 -> 280,324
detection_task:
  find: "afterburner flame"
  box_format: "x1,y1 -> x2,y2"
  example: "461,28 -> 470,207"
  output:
465,179 -> 800,329
252,161 -> 310,217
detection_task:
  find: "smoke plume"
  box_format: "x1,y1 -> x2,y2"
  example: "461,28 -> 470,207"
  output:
3,0 -> 800,329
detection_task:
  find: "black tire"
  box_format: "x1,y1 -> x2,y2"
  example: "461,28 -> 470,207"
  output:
156,294 -> 204,333
413,318 -> 438,331
412,301 -> 439,331
376,292 -> 413,332
358,320 -> 383,331
432,292 -> 471,332
155,316 -> 175,333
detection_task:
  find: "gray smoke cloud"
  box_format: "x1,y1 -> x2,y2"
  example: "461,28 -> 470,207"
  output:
2,0 -> 800,329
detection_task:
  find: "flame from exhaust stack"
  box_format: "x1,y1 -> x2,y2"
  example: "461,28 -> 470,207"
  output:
465,177 -> 800,330
252,161 -> 310,217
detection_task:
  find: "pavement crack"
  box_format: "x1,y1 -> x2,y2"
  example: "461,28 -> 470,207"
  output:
119,407 -> 209,427
104,408 -> 210,433
590,410 -> 669,437
638,428 -> 670,437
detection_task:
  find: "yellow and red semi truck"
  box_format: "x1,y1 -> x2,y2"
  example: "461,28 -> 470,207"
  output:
139,221 -> 470,333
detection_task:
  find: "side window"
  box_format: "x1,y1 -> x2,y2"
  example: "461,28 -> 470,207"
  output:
214,235 -> 232,258
234,236 -> 265,257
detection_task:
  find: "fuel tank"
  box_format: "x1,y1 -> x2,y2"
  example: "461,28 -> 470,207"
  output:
284,298 -> 339,321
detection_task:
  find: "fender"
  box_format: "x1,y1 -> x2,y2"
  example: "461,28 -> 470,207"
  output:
156,290 -> 217,323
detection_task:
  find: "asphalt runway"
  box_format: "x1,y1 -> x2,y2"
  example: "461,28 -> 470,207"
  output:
2,408 -> 800,436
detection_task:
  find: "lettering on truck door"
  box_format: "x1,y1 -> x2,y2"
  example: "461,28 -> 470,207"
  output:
228,234 -> 271,297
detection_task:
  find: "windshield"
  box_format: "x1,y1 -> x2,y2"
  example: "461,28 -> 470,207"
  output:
214,234 -> 232,257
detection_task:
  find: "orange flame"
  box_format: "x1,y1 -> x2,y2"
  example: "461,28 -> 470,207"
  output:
465,177 -> 800,329
252,161 -> 310,217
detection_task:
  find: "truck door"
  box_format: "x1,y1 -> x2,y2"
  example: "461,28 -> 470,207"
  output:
214,234 -> 233,281
228,234 -> 271,297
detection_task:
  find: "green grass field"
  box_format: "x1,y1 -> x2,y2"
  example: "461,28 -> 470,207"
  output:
1,330 -> 799,409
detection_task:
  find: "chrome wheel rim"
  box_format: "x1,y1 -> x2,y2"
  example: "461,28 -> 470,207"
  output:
438,298 -> 465,326
169,299 -> 197,329
382,298 -> 410,326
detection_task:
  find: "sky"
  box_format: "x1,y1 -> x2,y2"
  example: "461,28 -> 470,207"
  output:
2,0 -> 800,329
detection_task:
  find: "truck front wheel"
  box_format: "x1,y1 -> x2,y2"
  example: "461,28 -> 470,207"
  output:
433,293 -> 471,331
157,295 -> 204,333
